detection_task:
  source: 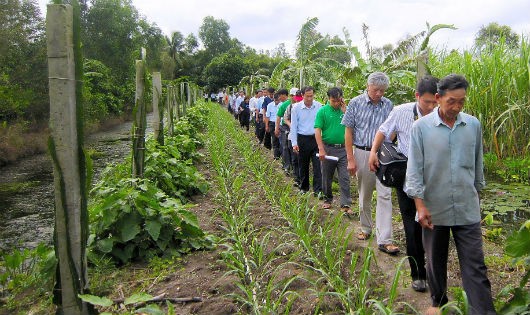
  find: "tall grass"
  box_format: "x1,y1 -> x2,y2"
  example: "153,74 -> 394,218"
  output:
429,39 -> 530,159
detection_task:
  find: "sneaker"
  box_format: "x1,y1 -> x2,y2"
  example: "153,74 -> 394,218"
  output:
411,279 -> 427,292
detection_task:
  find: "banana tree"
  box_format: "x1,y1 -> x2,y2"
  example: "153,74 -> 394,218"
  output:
271,17 -> 345,96
336,22 -> 456,103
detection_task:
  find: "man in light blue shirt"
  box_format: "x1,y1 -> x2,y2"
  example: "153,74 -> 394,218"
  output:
405,74 -> 495,315
289,86 -> 323,194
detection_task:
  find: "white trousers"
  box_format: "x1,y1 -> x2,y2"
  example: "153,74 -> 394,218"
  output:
355,148 -> 393,245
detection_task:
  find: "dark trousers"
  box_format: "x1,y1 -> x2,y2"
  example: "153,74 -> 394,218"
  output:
280,127 -> 291,170
255,114 -> 265,143
288,138 -> 300,184
396,188 -> 426,280
321,145 -> 351,206
297,134 -> 321,193
239,111 -> 250,131
423,222 -> 496,315
267,122 -> 281,158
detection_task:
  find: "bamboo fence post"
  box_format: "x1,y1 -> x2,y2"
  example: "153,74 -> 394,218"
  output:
152,72 -> 163,145
132,60 -> 146,178
46,3 -> 92,314
166,85 -> 172,136
187,82 -> 191,110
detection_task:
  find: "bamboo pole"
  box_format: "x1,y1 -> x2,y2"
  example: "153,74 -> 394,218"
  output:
46,3 -> 92,314
132,60 -> 146,178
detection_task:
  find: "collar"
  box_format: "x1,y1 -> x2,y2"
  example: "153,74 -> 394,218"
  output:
362,91 -> 383,106
433,107 -> 466,127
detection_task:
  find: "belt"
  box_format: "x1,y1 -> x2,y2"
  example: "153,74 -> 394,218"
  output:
298,134 -> 315,138
325,143 -> 345,148
356,145 -> 371,151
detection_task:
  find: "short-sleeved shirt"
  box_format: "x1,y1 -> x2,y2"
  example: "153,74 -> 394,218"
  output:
378,102 -> 426,157
266,102 -> 279,122
277,99 -> 291,126
404,108 -> 485,226
314,104 -> 345,145
341,92 -> 393,147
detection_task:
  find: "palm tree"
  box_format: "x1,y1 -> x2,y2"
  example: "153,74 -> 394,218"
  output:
270,17 -> 345,93
165,31 -> 184,79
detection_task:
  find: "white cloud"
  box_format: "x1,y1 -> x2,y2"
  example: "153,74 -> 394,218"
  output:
38,0 -> 530,54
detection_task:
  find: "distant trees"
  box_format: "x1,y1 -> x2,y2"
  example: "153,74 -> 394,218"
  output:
474,22 -> 520,51
0,0 -> 47,121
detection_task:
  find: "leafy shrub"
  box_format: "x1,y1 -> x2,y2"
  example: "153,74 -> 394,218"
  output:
0,243 -> 56,309
497,220 -> 530,314
145,137 -> 207,203
89,177 -> 212,264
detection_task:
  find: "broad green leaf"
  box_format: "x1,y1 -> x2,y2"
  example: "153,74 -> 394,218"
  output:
78,294 -> 113,307
124,292 -> 153,305
97,238 -> 114,253
178,210 -> 199,228
505,224 -> 530,258
118,216 -> 141,242
146,220 -> 162,241
135,304 -> 164,315
483,213 -> 494,225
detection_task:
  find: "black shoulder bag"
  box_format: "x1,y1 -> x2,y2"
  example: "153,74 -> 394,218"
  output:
375,105 -> 418,188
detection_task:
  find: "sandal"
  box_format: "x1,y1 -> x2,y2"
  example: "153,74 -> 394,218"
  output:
356,231 -> 371,240
322,203 -> 332,210
340,205 -> 354,216
378,244 -> 400,255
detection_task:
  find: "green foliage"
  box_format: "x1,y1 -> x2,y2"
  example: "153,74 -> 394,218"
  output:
88,175 -> 211,264
497,220 -> 530,314
203,53 -> 251,92
475,22 -> 520,51
83,59 -> 125,121
0,0 -> 47,121
198,16 -> 232,57
0,244 -> 56,309
87,103 -> 212,264
144,136 -> 207,202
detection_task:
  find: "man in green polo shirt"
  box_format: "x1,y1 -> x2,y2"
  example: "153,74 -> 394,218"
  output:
315,87 -> 352,212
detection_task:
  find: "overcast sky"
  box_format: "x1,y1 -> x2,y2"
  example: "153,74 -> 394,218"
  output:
38,0 -> 530,55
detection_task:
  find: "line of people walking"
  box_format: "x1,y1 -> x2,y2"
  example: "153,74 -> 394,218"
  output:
218,72 -> 496,315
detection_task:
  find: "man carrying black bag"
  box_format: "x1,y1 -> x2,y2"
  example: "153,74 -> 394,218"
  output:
368,75 -> 439,293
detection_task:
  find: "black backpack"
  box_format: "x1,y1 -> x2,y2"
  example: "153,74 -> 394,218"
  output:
376,142 -> 407,188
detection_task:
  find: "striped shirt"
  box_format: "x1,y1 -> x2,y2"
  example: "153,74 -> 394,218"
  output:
289,100 -> 323,146
378,102 -> 426,157
341,92 -> 393,147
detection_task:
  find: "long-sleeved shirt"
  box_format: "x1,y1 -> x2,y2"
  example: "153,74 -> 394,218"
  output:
341,92 -> 393,147
288,100 -> 322,146
404,108 -> 485,226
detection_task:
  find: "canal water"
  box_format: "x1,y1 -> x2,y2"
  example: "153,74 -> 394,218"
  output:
0,115 -> 153,252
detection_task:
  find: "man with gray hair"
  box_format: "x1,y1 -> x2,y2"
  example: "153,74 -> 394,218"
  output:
341,72 -> 398,255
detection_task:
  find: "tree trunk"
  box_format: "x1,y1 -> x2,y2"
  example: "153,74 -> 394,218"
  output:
152,72 -> 163,145
47,4 -> 93,314
132,60 -> 146,178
